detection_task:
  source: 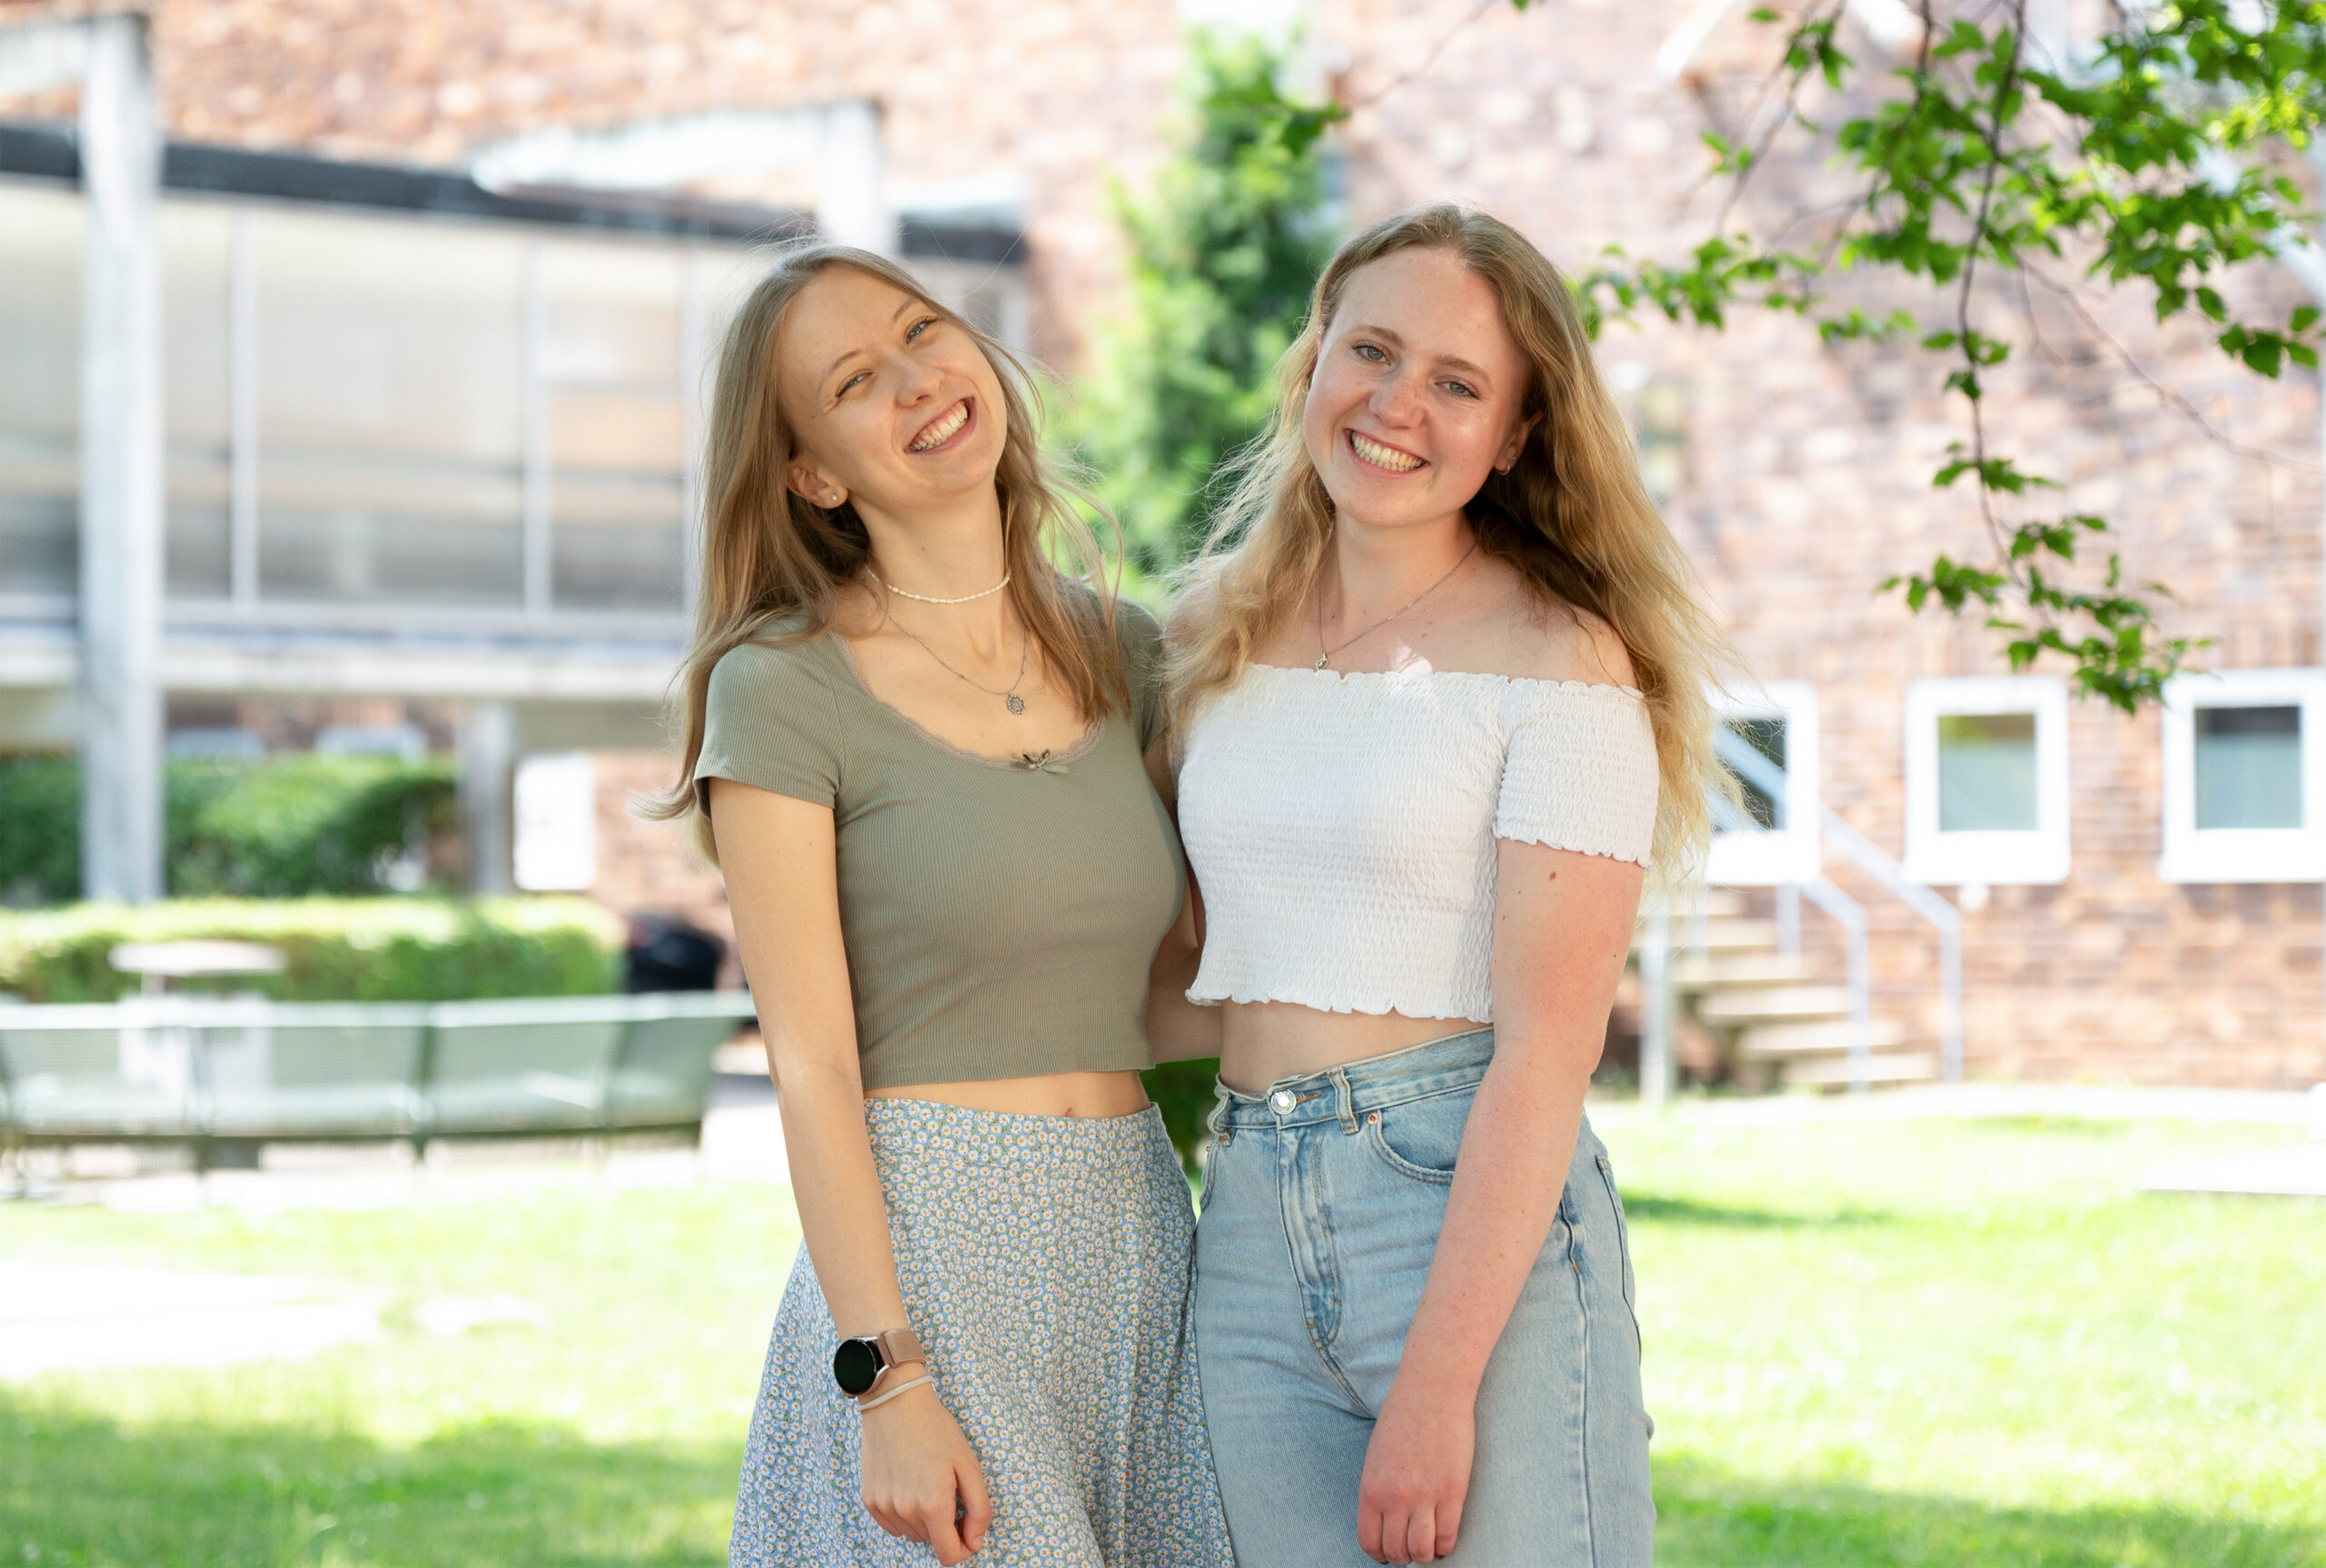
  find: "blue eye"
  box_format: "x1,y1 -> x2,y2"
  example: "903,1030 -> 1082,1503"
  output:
1355,342 -> 1387,362
1444,380 -> 1477,399
837,371 -> 870,396
906,316 -> 939,342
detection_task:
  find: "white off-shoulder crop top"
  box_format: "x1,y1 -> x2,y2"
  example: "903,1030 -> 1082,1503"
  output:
1176,663 -> 1658,1021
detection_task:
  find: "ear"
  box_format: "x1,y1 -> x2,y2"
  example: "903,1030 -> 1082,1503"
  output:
785,461 -> 847,511
1494,412 -> 1541,474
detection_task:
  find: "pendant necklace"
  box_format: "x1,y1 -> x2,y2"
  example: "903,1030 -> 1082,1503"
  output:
1313,539 -> 1477,670
888,614 -> 1031,715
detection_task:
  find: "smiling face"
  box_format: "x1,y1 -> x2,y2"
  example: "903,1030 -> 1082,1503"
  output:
773,264 -> 1009,519
1301,245 -> 1536,533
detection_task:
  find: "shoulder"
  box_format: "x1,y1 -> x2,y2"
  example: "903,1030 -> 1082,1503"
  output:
1112,594 -> 1164,660
706,626 -> 841,712
1469,561 -> 1636,690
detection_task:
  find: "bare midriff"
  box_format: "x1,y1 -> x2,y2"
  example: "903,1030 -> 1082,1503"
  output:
864,1068 -> 1151,1119
1216,1000 -> 1489,1096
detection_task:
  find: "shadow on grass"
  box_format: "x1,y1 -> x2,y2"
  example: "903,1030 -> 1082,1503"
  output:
1618,1193 -> 1894,1229
2,1393 -> 738,1567
1656,1453 -> 2324,1568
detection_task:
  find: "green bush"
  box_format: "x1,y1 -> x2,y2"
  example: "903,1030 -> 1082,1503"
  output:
0,756 -> 79,908
0,754 -> 459,907
0,898 -> 623,1003
1143,1057 -> 1222,1173
168,756 -> 459,898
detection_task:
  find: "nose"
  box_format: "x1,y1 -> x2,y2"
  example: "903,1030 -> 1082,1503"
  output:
890,349 -> 944,404
1369,363 -> 1426,426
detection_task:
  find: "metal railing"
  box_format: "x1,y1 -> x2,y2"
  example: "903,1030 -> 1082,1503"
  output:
1652,729 -> 1965,1097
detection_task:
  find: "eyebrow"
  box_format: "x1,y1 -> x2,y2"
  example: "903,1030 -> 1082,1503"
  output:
1347,323 -> 1498,389
817,295 -> 929,389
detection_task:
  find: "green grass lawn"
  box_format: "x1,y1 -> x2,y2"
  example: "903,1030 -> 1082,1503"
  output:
2,1112 -> 2321,1566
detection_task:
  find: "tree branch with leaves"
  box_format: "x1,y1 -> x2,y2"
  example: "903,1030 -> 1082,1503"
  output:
1572,0 -> 2326,710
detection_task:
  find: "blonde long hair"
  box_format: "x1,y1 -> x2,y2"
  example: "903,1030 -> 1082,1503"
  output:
1168,204 -> 1736,879
645,243 -> 1123,861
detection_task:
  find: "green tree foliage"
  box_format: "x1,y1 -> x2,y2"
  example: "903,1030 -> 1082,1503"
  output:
0,754 -> 458,907
1566,0 -> 2326,710
1072,31 -> 1340,581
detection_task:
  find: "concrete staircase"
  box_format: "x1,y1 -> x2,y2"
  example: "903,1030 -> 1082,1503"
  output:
1642,892 -> 1940,1089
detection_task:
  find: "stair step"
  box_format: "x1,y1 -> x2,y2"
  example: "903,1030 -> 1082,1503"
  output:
1695,986 -> 1852,1026
1635,889 -> 1749,923
1782,1051 -> 1943,1087
1633,918 -> 1778,956
1738,1018 -> 1908,1057
1670,954 -> 1820,990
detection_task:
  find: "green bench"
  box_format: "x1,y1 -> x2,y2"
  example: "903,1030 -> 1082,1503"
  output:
0,992 -> 756,1169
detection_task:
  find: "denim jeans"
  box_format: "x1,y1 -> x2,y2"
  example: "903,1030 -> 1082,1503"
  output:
1192,1029 -> 1655,1567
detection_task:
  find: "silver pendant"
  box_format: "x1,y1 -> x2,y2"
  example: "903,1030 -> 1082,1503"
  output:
1006,694 -> 1026,714
1313,655 -> 1330,670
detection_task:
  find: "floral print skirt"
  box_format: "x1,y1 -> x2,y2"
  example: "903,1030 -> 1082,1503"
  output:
729,1097 -> 1237,1567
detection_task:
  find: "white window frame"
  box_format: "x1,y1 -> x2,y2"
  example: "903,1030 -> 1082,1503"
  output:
1904,675 -> 2070,886
2158,667 -> 2326,884
1707,680 -> 1821,886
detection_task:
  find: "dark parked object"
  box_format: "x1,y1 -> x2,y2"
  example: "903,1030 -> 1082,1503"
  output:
625,914 -> 726,993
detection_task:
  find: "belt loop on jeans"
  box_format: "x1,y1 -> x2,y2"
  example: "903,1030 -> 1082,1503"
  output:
1328,1067 -> 1358,1134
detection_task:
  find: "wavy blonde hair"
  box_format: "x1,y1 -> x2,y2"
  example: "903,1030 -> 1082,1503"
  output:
645,243 -> 1123,862
1168,204 -> 1736,879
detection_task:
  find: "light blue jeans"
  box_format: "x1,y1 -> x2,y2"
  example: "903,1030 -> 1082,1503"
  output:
1192,1029 -> 1655,1567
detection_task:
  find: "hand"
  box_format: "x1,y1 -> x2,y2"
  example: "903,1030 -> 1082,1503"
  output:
860,1382 -> 992,1565
1357,1374 -> 1476,1564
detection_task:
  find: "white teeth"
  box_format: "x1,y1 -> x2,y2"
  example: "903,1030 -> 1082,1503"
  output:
910,401 -> 969,452
1349,431 -> 1424,471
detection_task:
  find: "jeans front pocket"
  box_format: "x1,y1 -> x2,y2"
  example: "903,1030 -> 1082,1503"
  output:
1594,1151 -> 1642,1348
1361,1091 -> 1469,1186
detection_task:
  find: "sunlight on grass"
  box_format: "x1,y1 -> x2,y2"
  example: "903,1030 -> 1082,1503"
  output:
2,1116 -> 2321,1565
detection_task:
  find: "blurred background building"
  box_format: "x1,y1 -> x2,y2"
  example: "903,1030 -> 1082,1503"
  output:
3,0 -> 2322,1088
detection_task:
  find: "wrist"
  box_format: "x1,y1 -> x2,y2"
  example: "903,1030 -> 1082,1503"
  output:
1391,1346 -> 1487,1405
856,1374 -> 937,1417
833,1326 -> 925,1401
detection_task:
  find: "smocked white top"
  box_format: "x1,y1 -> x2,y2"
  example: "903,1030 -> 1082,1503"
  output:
1177,663 -> 1658,1021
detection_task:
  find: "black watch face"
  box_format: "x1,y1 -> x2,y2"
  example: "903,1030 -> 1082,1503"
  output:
832,1338 -> 881,1396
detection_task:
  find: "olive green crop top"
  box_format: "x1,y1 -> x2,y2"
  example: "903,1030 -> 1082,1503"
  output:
695,599 -> 1183,1090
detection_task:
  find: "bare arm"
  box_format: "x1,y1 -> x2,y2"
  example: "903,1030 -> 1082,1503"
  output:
1357,839 -> 1644,1565
709,778 -> 989,1565
1143,736 -> 1222,1064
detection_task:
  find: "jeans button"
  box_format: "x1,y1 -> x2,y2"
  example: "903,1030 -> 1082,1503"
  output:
1268,1088 -> 1296,1115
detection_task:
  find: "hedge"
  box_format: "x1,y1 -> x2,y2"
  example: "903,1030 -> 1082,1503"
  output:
0,898 -> 624,1003
0,754 -> 459,907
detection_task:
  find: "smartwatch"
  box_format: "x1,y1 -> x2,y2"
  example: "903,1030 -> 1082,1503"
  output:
832,1327 -> 925,1399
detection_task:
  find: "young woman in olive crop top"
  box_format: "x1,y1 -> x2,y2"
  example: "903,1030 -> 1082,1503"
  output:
649,247 -> 1232,1567
1150,207 -> 1736,1566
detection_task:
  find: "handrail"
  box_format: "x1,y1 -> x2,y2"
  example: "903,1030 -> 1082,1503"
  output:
1819,804 -> 1964,1083
1712,727 -> 1965,1082
1798,877 -> 1872,1093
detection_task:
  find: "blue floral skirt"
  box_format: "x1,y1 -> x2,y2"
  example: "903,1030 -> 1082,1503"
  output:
729,1098 -> 1236,1566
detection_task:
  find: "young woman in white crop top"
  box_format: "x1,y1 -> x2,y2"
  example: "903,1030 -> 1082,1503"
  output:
1148,205 -> 1735,1566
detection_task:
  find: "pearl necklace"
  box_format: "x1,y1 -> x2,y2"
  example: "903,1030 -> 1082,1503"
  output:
867,569 -> 1012,606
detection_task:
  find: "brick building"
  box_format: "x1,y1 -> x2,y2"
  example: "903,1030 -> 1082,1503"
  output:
3,0 -> 2321,1087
